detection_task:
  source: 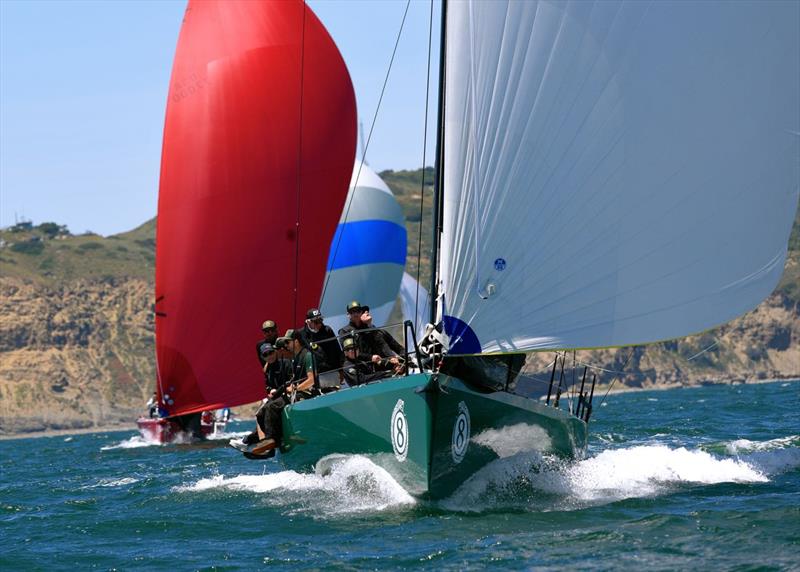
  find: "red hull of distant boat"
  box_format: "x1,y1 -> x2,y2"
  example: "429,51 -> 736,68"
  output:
135,414 -> 225,444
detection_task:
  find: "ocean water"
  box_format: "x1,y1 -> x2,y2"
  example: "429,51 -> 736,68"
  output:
1,381 -> 799,571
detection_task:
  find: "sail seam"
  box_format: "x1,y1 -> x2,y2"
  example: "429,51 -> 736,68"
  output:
293,1 -> 308,324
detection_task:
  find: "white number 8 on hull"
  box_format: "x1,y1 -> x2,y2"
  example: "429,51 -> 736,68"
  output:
391,399 -> 408,461
451,401 -> 470,463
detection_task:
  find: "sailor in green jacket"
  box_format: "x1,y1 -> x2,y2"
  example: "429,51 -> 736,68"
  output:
231,330 -> 319,457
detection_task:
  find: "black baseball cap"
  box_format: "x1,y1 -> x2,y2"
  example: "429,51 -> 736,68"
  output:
306,308 -> 323,320
346,300 -> 369,313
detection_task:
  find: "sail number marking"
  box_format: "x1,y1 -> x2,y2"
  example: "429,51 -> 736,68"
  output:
451,401 -> 471,463
391,399 -> 409,461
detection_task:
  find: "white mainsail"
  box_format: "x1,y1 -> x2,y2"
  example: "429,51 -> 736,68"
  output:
439,0 -> 800,354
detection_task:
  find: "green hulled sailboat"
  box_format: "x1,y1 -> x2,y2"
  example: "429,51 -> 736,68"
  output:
276,0 -> 799,499
283,369 -> 587,499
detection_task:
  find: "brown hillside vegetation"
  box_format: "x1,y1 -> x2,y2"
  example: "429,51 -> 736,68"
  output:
0,182 -> 797,435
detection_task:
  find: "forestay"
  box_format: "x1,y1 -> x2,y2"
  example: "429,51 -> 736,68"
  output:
439,0 -> 800,354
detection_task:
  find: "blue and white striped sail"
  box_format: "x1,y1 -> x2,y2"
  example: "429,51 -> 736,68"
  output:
439,0 -> 800,354
321,161 -> 407,333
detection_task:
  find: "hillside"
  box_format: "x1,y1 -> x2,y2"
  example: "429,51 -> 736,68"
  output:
0,179 -> 797,435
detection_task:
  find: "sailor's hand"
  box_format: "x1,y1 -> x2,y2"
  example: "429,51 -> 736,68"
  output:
388,357 -> 400,366
371,355 -> 382,364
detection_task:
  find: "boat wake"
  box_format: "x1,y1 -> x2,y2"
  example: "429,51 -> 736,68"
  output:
176,454 -> 415,515
101,435 -> 163,450
442,437 -> 800,513
174,437 -> 798,516
101,430 -> 250,451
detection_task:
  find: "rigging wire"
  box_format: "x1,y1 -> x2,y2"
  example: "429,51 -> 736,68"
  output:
598,347 -> 636,409
686,340 -> 719,361
320,0 -> 412,306
414,0 -> 435,329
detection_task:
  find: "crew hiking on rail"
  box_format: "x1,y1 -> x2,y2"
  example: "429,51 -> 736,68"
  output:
230,301 -> 405,458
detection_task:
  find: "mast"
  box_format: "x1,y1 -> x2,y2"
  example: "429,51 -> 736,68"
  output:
429,0 -> 447,325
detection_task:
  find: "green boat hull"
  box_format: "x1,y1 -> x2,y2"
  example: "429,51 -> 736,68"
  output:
281,373 -> 587,499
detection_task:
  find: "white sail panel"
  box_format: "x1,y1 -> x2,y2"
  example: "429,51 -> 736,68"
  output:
321,161 -> 407,333
439,0 -> 800,353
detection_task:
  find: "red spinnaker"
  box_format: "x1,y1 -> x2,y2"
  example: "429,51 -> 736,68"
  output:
155,0 -> 356,416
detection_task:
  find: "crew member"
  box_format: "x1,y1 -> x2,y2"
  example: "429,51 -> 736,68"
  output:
338,301 -> 404,374
256,320 -> 279,368
233,330 -> 318,456
260,342 -> 292,394
300,308 -> 343,373
341,337 -> 393,386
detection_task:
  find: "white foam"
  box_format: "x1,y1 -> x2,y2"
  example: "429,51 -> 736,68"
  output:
101,436 -> 159,450
176,454 -> 415,515
206,430 -> 249,441
100,428 -> 234,450
723,436 -> 800,475
83,477 -> 139,489
472,423 -> 553,457
443,444 -> 773,512
725,435 -> 800,454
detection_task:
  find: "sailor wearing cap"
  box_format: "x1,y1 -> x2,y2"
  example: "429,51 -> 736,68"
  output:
338,300 -> 405,373
300,308 -> 344,373
341,336 -> 393,386
256,319 -> 279,367
235,329 -> 318,457
259,342 -> 292,394
338,300 -> 368,338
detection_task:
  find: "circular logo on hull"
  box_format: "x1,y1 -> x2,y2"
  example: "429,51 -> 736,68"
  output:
391,399 -> 409,461
451,401 -> 470,463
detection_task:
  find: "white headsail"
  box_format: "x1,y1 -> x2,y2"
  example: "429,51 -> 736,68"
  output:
439,0 -> 800,354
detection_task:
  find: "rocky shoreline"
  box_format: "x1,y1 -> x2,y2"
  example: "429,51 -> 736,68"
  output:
1,207 -> 797,438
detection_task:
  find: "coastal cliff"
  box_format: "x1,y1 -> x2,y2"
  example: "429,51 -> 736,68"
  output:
0,175 -> 797,435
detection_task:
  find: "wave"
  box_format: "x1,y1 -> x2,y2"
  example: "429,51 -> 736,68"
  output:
175,437 -> 799,516
175,454 -> 415,515
101,430 -> 249,450
81,477 -> 139,489
204,430 -> 249,441
720,435 -> 800,475
723,435 -> 800,455
442,440 -> 799,512
101,436 -> 161,450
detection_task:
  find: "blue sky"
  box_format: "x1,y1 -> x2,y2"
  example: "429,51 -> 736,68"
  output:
0,0 -> 440,236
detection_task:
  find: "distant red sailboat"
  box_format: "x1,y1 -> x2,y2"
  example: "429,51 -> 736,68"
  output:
137,0 -> 356,442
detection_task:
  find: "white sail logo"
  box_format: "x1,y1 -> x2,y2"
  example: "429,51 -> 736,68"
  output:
390,399 -> 408,461
451,401 -> 470,463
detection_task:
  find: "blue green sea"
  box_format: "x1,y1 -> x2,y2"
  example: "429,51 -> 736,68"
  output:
2,380 -> 799,570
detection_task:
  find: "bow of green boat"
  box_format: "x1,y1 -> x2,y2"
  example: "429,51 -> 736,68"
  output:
281,372 -> 587,499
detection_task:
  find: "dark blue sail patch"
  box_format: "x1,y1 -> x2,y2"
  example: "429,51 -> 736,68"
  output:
443,315 -> 482,354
